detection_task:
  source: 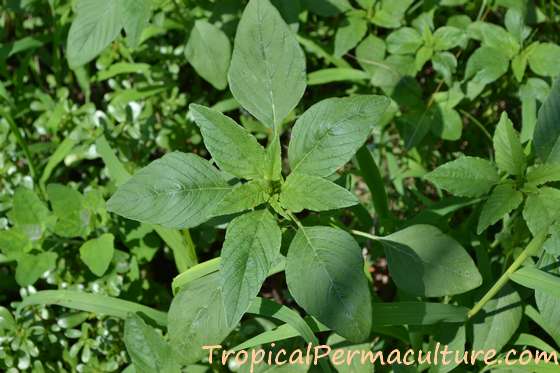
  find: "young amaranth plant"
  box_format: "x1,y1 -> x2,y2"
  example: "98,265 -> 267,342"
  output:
106,0 -> 483,367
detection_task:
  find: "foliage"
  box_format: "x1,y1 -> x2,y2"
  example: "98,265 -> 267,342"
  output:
1,0 -> 560,372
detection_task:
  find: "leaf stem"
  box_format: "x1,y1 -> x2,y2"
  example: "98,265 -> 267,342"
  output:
171,257 -> 221,294
351,229 -> 382,241
467,230 -> 549,319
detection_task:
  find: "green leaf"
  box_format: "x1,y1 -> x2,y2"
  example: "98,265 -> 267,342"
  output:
95,135 -> 131,186
15,252 -> 57,287
464,46 -> 509,99
0,306 -> 16,332
168,272 -> 235,365
288,95 -> 390,177
493,112 -> 526,176
124,314 -> 180,373
535,253 -> 560,346
425,156 -> 500,197
522,187 -> 560,235
371,302 -> 468,325
467,21 -> 520,59
107,152 -> 231,229
47,183 -> 90,238
279,173 -> 357,213
432,52 -> 457,84
386,27 -> 423,55
79,233 -> 115,277
0,228 -> 31,258
228,0 -> 306,128
190,104 -> 266,179
432,26 -> 466,51
220,210 -> 281,325
534,79 -> 560,164
380,225 -> 482,297
285,226 -> 372,342
17,290 -> 167,327
121,0 -> 151,49
185,20 -> 231,90
334,13 -> 368,57
511,267 -> 560,298
214,180 -> 270,216
477,182 -> 523,234
528,43 -> 560,77
10,187 -> 50,241
356,35 -> 386,76
471,285 -> 522,354
525,164 -> 560,187
66,0 -> 125,68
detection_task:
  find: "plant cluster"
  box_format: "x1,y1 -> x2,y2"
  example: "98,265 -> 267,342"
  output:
1,0 -> 560,372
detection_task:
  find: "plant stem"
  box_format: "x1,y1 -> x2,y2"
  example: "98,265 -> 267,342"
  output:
467,230 -> 549,319
351,229 -> 382,241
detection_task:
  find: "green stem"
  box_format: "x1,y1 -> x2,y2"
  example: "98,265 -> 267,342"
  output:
1,109 -> 39,184
459,109 -> 493,142
355,146 -> 394,233
467,230 -> 549,319
351,229 -> 382,241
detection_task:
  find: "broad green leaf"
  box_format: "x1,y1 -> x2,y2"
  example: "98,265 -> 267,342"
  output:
121,0 -> 151,49
9,187 -> 50,241
528,43 -> 560,77
467,21 -> 520,59
228,0 -> 306,128
107,152 -> 231,229
17,290 -> 167,327
432,52 -> 457,84
371,302 -> 468,325
464,46 -> 509,99
525,164 -> 560,187
493,112 -> 526,176
15,252 -> 57,287
522,187 -> 560,235
285,226 -> 372,342
47,183 -> 90,238
168,272 -> 235,364
214,180 -> 270,216
477,182 -> 523,234
425,156 -> 500,197
471,285 -> 522,354
0,306 -> 16,332
415,45 -> 433,71
302,0 -> 351,16
185,20 -> 231,90
370,0 -> 414,29
356,34 -> 387,75
66,0 -> 125,68
124,314 -> 181,373
534,79 -> 560,164
380,225 -> 482,297
386,27 -> 423,55
334,13 -> 368,57
429,324 -> 465,373
190,104 -> 266,179
511,267 -> 560,299
279,173 -> 357,212
220,210 -> 281,325
535,253 -> 560,346
432,26 -> 466,51
0,228 -> 31,258
79,233 -> 115,277
288,95 -> 390,177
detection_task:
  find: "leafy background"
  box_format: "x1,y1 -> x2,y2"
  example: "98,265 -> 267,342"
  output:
1,0 -> 560,372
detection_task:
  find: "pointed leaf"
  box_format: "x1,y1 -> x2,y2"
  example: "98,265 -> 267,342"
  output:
190,104 -> 266,179
10,187 -> 50,241
214,180 -> 270,216
522,187 -> 560,235
285,226 -> 372,342
107,152 -> 231,228
220,210 -> 281,325
380,225 -> 482,297
288,95 -> 390,177
121,0 -> 151,48
47,184 -> 90,238
534,79 -> 560,164
79,233 -> 115,277
477,182 -> 523,234
279,173 -> 358,212
186,21 -> 231,90
493,112 -> 526,176
425,156 -> 500,197
228,0 -> 306,128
